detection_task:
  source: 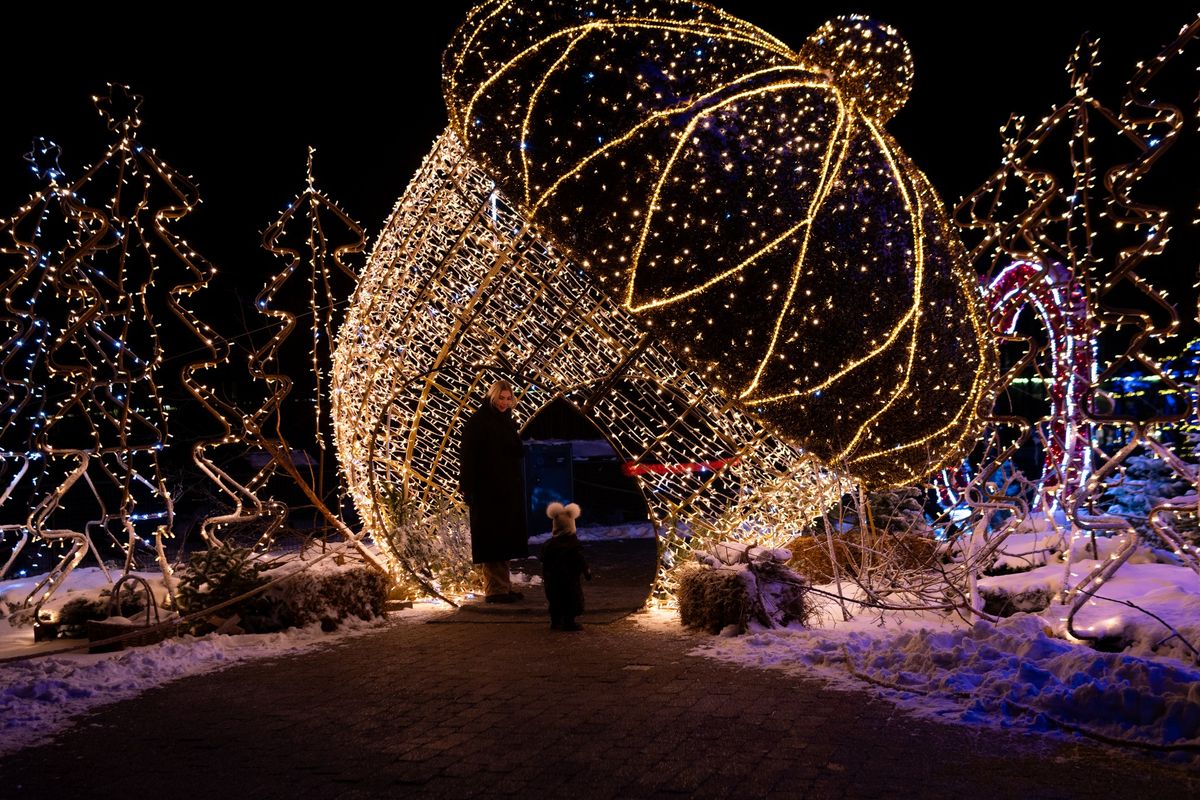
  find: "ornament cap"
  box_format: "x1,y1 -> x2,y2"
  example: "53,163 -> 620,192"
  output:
800,16 -> 913,122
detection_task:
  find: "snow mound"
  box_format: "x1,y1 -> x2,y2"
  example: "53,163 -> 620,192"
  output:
695,614 -> 1200,753
529,521 -> 655,545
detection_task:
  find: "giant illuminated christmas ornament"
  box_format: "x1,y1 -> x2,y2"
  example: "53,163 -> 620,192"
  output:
333,0 -> 989,597
333,130 -> 852,598
442,1 -> 997,488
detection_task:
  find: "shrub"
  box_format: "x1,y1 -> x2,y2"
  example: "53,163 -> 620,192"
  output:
175,547 -> 271,633
677,558 -> 811,635
175,547 -> 389,634
55,590 -> 149,638
786,530 -> 939,583
319,568 -> 389,622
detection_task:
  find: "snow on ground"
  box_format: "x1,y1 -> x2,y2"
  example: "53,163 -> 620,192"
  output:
672,549 -> 1200,757
983,559 -> 1200,660
528,520 -> 656,545
0,568 -> 174,662
0,525 -> 653,756
5,518 -> 1199,761
0,566 -> 452,758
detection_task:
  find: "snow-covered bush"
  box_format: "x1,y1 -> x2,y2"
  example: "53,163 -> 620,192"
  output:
175,547 -> 389,634
56,591 -> 149,638
377,487 -> 475,596
978,583 -> 1055,616
865,486 -> 933,536
314,567 -> 389,625
1102,454 -> 1194,544
983,516 -> 1066,575
175,547 -> 274,633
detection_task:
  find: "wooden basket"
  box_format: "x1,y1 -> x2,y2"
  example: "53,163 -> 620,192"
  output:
87,575 -> 176,654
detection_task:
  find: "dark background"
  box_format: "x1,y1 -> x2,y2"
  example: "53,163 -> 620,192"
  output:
8,3 -> 1197,402
2,2 -> 1191,285
1,3 -> 1197,554
3,5 -> 1196,444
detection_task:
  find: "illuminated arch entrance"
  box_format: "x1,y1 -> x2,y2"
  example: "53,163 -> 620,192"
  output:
331,131 -> 848,601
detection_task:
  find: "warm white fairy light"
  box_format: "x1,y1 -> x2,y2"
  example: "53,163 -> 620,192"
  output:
331,129 -> 850,600
442,1 -> 996,489
203,147 -> 369,549
0,142 -> 64,581
266,148 -> 364,514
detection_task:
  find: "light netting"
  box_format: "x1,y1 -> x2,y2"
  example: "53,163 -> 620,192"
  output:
442,3 -> 996,489
332,130 -> 850,601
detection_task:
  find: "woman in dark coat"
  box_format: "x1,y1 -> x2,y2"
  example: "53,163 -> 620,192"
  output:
458,380 -> 528,602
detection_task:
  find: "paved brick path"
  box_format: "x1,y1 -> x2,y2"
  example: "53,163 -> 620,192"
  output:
3,543 -> 1198,799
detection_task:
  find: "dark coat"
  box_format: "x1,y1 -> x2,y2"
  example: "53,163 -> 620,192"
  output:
540,533 -> 589,619
459,402 -> 528,563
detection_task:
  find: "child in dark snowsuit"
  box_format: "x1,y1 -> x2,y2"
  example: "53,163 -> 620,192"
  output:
541,502 -> 591,631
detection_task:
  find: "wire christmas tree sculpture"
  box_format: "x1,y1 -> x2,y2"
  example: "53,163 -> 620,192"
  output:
230,148 -> 367,546
956,16 -> 1200,637
0,139 -> 70,582
0,86 -> 206,608
0,92 -> 385,607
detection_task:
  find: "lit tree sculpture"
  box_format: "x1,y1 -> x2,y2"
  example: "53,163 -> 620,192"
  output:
957,18 -> 1200,636
0,86 -> 190,608
333,1 -> 992,599
189,147 -> 386,576
0,139 -> 68,581
235,148 -> 366,541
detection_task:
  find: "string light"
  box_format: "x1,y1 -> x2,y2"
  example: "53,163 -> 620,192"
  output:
0,143 -> 62,581
986,258 -> 1096,510
442,1 -> 997,488
0,85 -> 197,607
2,90 -> 386,608
331,130 -> 850,601
194,147 -> 370,551
956,16 -> 1200,637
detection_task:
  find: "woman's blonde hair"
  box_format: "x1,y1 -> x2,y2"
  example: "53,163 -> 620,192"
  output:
485,379 -> 517,406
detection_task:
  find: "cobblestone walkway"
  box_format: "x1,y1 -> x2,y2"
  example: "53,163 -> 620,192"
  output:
2,543 -> 1197,799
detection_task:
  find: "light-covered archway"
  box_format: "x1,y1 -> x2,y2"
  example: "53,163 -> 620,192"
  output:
332,131 -> 848,601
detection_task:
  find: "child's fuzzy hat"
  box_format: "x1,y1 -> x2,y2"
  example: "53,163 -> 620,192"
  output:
546,502 -> 581,535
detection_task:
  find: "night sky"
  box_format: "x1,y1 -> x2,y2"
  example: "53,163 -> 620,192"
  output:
0,2 -> 1196,573
1,3 -> 1194,325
